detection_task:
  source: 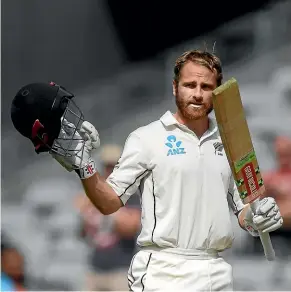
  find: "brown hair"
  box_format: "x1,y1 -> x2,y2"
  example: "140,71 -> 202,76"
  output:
173,50 -> 223,86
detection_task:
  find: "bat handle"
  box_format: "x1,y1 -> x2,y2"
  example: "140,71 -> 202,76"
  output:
250,199 -> 276,261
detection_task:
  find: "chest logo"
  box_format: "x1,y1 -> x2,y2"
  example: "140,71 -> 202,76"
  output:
213,142 -> 224,156
165,135 -> 186,156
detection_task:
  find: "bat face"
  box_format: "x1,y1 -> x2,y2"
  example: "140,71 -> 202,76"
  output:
213,78 -> 275,261
233,150 -> 264,204
212,78 -> 265,204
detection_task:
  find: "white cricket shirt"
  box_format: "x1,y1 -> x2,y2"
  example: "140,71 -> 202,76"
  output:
107,111 -> 245,252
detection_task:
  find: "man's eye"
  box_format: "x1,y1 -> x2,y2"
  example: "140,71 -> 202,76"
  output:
202,85 -> 212,90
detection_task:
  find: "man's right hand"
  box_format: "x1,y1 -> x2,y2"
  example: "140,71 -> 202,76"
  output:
51,119 -> 100,179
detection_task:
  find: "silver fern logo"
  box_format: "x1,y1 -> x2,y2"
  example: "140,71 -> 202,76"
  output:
213,142 -> 224,156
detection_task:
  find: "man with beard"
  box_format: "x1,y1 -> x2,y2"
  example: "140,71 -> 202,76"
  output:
13,50 -> 283,291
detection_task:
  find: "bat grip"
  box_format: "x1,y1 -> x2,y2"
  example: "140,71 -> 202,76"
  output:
250,199 -> 276,261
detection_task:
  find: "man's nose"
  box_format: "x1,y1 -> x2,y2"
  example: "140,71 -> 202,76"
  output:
193,87 -> 203,101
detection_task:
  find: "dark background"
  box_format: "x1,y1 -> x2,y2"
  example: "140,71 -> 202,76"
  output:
2,0 -> 273,129
106,0 -> 273,61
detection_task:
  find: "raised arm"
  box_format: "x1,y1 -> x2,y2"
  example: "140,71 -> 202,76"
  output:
51,120 -> 150,215
81,173 -> 122,215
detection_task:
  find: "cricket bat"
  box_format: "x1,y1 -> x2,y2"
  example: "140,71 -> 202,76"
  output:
212,77 -> 275,261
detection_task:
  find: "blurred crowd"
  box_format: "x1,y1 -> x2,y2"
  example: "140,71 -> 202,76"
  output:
252,136 -> 291,257
1,143 -> 142,291
242,136 -> 291,257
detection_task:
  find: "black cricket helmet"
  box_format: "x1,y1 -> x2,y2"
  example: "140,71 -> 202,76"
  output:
11,81 -> 85,155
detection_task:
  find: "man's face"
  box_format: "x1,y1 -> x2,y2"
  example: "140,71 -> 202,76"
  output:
173,62 -> 217,120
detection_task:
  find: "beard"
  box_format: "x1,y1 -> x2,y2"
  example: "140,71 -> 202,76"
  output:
175,92 -> 213,120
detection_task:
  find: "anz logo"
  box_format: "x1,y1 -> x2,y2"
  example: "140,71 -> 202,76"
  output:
165,135 -> 186,156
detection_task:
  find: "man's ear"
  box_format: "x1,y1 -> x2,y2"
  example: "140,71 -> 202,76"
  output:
172,80 -> 177,96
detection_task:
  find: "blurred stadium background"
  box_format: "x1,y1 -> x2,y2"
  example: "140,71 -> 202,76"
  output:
1,0 -> 291,290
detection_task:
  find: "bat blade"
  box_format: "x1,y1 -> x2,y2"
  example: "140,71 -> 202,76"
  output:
212,78 -> 275,261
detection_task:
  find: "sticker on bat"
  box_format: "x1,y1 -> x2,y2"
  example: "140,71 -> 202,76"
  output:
242,163 -> 260,197
234,149 -> 265,203
234,150 -> 256,173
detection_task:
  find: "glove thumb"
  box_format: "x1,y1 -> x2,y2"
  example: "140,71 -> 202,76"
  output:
79,121 -> 100,149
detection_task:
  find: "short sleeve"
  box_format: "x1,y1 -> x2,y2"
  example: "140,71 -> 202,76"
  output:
106,132 -> 151,205
126,189 -> 142,208
227,175 -> 246,216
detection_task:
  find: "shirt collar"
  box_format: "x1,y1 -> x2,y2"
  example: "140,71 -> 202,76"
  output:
160,110 -> 218,135
160,111 -> 179,126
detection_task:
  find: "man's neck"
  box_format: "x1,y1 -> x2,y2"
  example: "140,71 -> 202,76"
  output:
173,111 -> 210,139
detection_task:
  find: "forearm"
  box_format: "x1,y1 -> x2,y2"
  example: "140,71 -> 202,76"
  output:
81,172 -> 123,215
277,202 -> 291,229
114,208 -> 141,238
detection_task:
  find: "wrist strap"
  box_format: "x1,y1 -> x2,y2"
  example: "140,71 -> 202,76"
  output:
75,158 -> 97,179
244,220 -> 259,237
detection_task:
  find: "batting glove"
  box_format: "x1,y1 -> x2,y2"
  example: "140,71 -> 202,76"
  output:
243,197 -> 283,237
51,119 -> 100,179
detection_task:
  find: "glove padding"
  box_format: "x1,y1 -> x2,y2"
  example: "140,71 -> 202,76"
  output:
244,197 -> 283,237
51,119 -> 100,179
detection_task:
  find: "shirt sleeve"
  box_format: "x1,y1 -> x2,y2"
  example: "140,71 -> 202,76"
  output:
126,189 -> 142,208
106,131 -> 152,205
227,175 -> 246,216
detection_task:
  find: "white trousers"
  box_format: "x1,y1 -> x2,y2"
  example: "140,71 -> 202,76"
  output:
128,247 -> 233,292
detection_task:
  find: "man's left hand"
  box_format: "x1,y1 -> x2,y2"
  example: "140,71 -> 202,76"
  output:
243,197 -> 283,236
